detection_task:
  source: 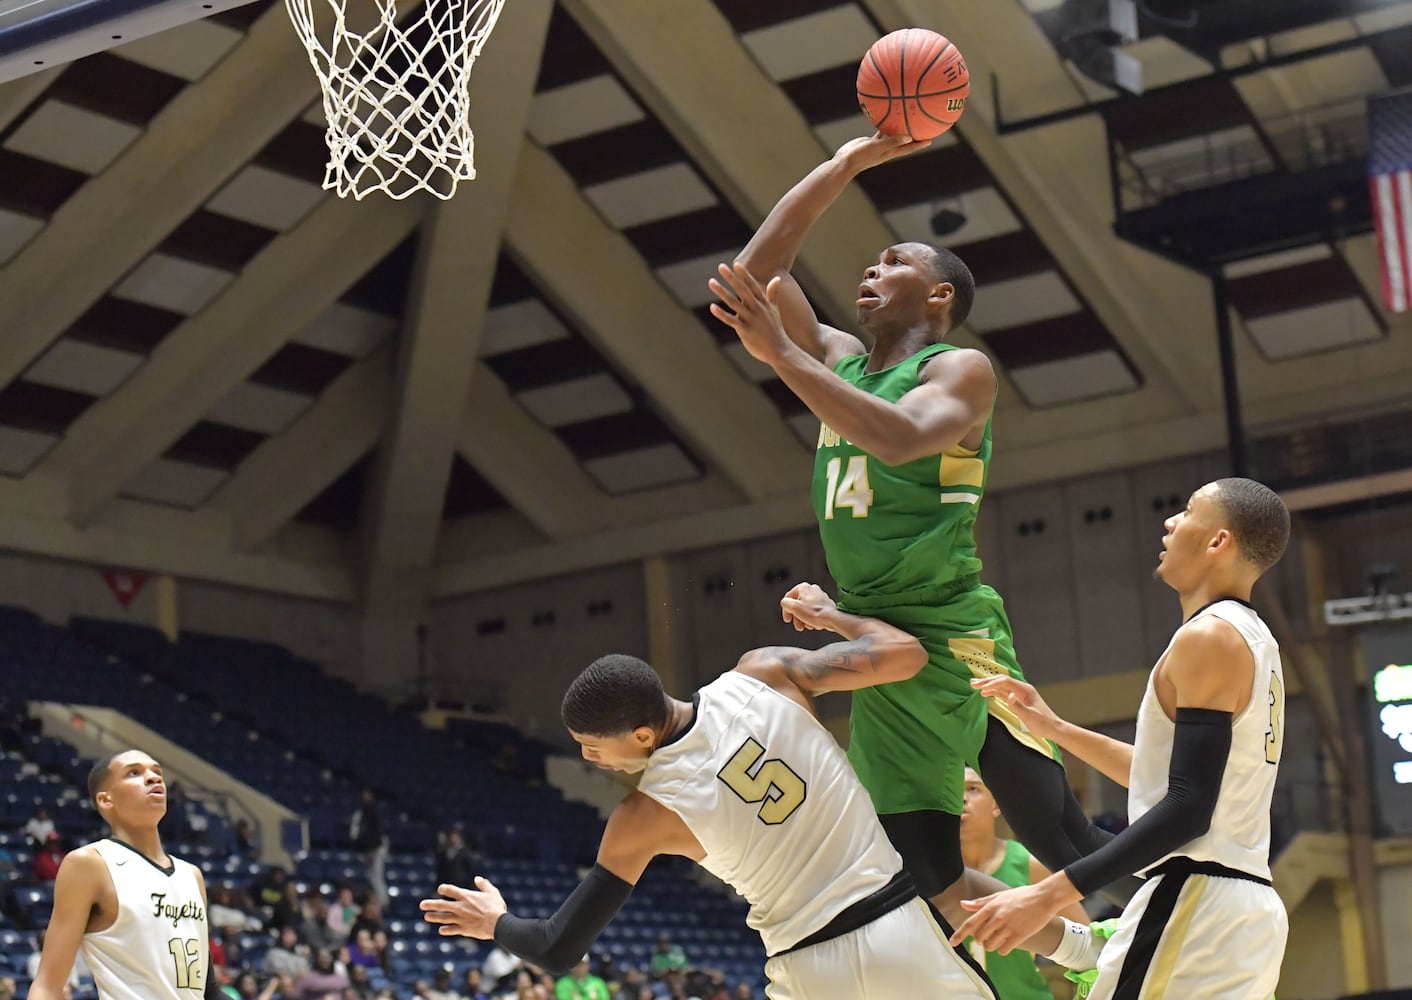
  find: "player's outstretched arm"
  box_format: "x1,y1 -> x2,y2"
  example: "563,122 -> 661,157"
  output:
971,676 -> 1135,789
709,266 -> 994,466
420,792 -> 697,976
952,620 -> 1251,955
29,848 -> 103,1000
733,134 -> 926,367
736,583 -> 926,698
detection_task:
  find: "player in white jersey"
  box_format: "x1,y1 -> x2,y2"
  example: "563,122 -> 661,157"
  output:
30,749 -> 217,1000
421,582 -> 1000,999
951,478 -> 1292,1000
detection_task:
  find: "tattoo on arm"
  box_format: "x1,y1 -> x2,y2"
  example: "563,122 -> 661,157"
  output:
773,636 -> 881,693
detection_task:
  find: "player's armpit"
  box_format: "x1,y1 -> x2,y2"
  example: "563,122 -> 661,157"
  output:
28,849 -> 103,1000
1162,616 -> 1255,715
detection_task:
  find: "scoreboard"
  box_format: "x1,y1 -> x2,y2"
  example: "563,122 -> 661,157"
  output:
1365,625 -> 1412,835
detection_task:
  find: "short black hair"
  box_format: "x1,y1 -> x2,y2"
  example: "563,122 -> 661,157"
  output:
1211,478 -> 1290,573
561,654 -> 670,737
87,750 -> 135,804
924,243 -> 976,330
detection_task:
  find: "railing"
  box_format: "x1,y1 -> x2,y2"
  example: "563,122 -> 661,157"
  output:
400,673 -> 507,714
1248,401 -> 1412,493
53,701 -> 301,860
1116,94 -> 1371,212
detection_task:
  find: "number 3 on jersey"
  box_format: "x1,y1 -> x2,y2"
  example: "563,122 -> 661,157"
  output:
718,738 -> 806,824
1265,673 -> 1285,765
823,455 -> 874,519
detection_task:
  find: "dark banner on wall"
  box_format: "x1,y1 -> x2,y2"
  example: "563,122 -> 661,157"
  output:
1364,625 -> 1412,836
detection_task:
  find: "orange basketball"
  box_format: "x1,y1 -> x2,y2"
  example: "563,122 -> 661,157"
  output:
856,28 -> 970,141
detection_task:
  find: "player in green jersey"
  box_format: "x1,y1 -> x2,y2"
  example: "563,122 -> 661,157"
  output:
707,132 -> 1130,917
960,768 -> 1090,1000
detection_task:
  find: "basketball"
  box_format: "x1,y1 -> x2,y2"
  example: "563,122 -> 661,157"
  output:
856,28 -> 970,141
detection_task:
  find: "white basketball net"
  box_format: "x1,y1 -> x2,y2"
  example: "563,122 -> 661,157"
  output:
285,0 -> 507,200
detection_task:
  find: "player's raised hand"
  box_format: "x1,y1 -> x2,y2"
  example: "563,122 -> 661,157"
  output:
780,582 -> 839,632
833,132 -> 932,172
708,264 -> 792,366
971,675 -> 1064,741
419,877 -> 506,939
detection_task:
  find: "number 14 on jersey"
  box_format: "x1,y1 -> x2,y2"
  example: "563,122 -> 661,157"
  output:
823,455 -> 874,519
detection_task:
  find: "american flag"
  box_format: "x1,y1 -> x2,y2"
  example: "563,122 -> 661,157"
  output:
1370,91 -> 1412,313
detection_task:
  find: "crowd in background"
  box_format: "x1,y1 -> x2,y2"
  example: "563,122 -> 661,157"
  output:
0,774 -> 760,1000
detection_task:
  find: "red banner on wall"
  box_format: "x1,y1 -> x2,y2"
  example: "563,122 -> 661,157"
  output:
100,568 -> 149,608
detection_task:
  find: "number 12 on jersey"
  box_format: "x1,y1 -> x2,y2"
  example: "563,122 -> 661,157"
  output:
823,455 -> 874,519
167,937 -> 204,991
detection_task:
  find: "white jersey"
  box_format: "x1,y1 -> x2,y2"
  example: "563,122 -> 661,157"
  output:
81,839 -> 209,1000
1128,599 -> 1284,879
636,671 -> 902,955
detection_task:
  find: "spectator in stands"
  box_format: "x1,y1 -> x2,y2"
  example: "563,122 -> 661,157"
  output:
270,881 -> 304,932
0,976 -> 14,1000
349,898 -> 386,941
349,789 -> 387,907
25,930 -> 86,991
327,885 -> 358,942
230,971 -> 263,1000
461,968 -> 488,1000
265,927 -> 311,979
610,968 -> 645,1000
425,968 -> 462,1000
223,937 -> 249,984
160,783 -> 195,844
254,866 -> 291,915
31,831 -> 65,883
435,827 -> 477,890
482,944 -> 525,993
211,884 -> 263,936
0,699 -> 23,752
231,818 -> 259,860
346,964 -> 375,1000
211,931 -> 231,984
346,930 -> 382,972
553,958 -> 608,1000
648,936 -> 686,979
24,805 -> 56,847
0,843 -> 15,923
731,984 -> 753,1000
301,894 -> 342,952
297,949 -> 348,1000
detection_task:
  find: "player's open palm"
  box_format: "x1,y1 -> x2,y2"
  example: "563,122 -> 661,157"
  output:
708,264 -> 791,366
420,877 -> 506,939
971,675 -> 1063,741
780,582 -> 838,632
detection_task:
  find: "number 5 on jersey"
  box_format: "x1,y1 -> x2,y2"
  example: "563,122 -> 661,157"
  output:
718,738 -> 807,824
823,455 -> 874,519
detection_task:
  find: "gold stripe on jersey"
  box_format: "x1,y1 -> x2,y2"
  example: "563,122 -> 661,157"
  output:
1143,876 -> 1209,1000
938,452 -> 984,505
948,636 -> 1059,762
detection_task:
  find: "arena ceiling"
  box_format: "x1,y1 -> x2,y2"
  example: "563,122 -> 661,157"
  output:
0,0 -> 1408,605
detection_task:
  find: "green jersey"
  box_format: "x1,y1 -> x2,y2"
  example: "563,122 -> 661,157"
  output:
813,343 -> 989,600
968,841 -> 1054,1000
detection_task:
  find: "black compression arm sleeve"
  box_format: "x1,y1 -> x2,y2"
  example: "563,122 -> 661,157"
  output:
1063,708 -> 1232,897
492,864 -> 633,975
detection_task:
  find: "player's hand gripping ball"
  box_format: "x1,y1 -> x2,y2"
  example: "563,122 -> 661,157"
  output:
857,28 -> 970,140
